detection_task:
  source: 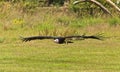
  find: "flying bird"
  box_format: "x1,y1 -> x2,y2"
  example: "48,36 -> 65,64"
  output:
20,34 -> 103,44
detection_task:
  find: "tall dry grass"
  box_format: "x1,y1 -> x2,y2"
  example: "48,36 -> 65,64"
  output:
0,2 -> 120,40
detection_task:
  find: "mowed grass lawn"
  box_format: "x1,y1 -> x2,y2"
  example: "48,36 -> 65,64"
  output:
0,35 -> 120,72
0,3 -> 120,71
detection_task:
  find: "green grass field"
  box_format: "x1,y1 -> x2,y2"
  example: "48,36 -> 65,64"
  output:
0,37 -> 120,72
0,3 -> 120,71
0,24 -> 120,72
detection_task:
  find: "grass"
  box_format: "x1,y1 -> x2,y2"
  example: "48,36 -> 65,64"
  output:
0,37 -> 120,72
0,24 -> 120,72
0,2 -> 120,72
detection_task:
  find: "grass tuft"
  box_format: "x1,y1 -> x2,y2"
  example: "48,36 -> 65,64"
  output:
108,17 -> 120,26
0,37 -> 5,43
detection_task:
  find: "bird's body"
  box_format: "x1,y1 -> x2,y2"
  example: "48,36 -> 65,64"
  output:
54,37 -> 66,44
21,34 -> 103,44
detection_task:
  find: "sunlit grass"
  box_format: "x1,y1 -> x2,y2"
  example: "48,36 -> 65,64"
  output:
0,21 -> 120,71
0,37 -> 120,72
0,3 -> 120,72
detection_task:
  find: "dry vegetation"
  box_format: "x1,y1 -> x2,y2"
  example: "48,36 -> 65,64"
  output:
0,1 -> 120,72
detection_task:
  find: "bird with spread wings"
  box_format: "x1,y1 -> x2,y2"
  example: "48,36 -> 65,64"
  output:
20,34 -> 103,44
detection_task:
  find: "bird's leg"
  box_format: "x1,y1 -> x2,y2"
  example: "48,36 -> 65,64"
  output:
65,39 -> 68,44
66,41 -> 68,44
65,38 -> 73,44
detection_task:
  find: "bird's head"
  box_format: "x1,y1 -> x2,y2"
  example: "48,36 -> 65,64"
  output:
54,39 -> 59,43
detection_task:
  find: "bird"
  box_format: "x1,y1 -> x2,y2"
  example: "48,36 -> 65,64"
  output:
20,34 -> 103,44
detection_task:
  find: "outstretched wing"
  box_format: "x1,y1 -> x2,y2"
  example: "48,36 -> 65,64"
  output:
65,34 -> 103,40
20,36 -> 56,42
82,35 -> 103,40
65,36 -> 82,39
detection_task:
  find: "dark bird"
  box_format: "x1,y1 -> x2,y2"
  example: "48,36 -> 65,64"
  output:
20,34 -> 103,44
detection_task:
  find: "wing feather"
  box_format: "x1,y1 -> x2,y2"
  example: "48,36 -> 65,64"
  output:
65,35 -> 103,40
65,36 -> 82,38
82,36 -> 102,40
20,36 -> 56,42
